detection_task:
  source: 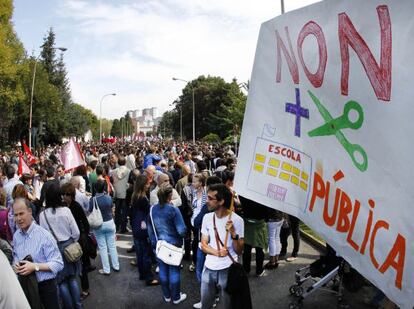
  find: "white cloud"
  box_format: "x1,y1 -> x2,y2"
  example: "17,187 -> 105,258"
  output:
56,0 -> 319,118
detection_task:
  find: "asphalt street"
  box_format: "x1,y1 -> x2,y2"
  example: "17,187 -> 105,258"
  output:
83,233 -> 376,309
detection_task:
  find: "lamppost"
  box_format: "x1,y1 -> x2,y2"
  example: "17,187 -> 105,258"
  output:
99,93 -> 116,143
28,47 -> 67,149
170,100 -> 183,141
172,77 -> 195,144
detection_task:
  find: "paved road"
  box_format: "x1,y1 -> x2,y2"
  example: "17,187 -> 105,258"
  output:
83,233 -> 375,309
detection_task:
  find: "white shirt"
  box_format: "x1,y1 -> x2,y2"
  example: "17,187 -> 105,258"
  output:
39,207 -> 80,242
0,251 -> 31,309
201,212 -> 244,270
150,186 -> 182,207
75,189 -> 91,215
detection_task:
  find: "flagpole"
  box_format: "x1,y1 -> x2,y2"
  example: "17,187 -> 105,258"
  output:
281,0 -> 285,14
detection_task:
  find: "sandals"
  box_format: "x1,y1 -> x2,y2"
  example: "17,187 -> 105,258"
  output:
98,269 -> 110,276
81,291 -> 90,300
264,262 -> 279,269
146,279 -> 160,286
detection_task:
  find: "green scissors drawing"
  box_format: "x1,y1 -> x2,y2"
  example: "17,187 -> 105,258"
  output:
307,90 -> 368,172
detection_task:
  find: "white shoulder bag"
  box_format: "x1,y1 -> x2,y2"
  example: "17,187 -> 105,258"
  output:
88,197 -> 103,229
150,206 -> 184,266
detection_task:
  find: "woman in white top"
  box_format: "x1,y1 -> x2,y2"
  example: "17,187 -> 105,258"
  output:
190,174 -> 207,272
39,182 -> 82,309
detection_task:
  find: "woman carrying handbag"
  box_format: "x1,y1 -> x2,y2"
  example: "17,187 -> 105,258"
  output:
148,185 -> 187,305
61,182 -> 93,300
88,180 -> 119,275
39,183 -> 83,309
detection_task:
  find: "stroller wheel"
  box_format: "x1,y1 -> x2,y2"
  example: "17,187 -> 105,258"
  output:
289,300 -> 303,309
294,286 -> 304,297
289,285 -> 298,295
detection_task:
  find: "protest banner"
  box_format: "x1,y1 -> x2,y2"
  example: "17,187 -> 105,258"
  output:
234,1 -> 413,307
60,138 -> 85,172
17,154 -> 31,176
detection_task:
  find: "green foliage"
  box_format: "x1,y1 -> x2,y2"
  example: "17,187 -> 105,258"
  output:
202,133 -> 221,143
165,76 -> 247,141
110,119 -> 121,137
157,110 -> 177,139
0,0 -> 26,145
100,119 -> 113,137
0,14 -> 100,146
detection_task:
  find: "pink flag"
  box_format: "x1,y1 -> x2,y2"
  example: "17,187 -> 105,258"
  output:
60,138 -> 85,172
18,154 -> 31,176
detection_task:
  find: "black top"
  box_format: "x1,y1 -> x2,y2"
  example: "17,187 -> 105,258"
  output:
69,200 -> 90,234
239,195 -> 274,221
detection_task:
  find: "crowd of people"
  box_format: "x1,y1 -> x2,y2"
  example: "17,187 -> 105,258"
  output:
0,139 -> 337,309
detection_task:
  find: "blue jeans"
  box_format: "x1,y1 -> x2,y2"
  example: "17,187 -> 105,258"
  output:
94,220 -> 120,273
201,267 -> 231,309
134,238 -> 154,282
59,275 -> 82,309
196,247 -> 206,283
157,258 -> 181,301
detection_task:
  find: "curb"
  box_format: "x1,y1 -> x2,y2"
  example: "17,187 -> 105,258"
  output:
300,229 -> 326,253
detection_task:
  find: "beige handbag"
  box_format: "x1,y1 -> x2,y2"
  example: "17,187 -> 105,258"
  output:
44,211 -> 83,263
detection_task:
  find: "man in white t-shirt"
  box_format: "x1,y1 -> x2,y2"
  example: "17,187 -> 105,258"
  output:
200,184 -> 244,309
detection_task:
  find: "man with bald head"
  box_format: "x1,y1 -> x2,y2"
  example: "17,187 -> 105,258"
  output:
12,198 -> 63,308
150,173 -> 182,207
70,176 -> 90,215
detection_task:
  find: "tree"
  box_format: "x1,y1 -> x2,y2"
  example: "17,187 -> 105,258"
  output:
100,119 -> 113,138
167,76 -> 247,141
0,0 -> 26,146
157,110 -> 177,138
202,133 -> 221,143
110,119 -> 121,137
40,28 -> 58,83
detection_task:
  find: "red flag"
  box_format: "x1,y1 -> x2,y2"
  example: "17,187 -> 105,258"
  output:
18,154 -> 31,176
23,141 -> 37,164
60,138 -> 85,172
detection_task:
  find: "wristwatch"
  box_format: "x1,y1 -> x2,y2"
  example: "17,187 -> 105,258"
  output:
34,263 -> 40,272
231,234 -> 239,240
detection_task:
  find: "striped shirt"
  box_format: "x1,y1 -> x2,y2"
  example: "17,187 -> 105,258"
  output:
13,222 -> 64,282
191,188 -> 207,226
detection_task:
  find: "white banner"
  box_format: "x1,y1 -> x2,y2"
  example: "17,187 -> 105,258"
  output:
235,1 -> 414,307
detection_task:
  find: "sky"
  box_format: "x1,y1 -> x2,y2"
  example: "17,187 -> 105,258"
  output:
13,0 -> 320,120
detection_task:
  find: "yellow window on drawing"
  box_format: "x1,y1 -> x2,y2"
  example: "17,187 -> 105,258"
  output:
255,154 -> 266,163
254,163 -> 264,173
279,172 -> 290,181
267,168 -> 277,177
291,175 -> 299,185
301,171 -> 309,181
268,158 -> 280,168
300,181 -> 308,191
292,166 -> 300,176
281,162 -> 292,172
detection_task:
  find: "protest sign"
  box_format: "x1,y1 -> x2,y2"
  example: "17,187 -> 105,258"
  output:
235,1 -> 413,307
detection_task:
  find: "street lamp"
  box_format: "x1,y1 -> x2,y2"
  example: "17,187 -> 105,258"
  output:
170,100 -> 183,141
172,77 -> 195,144
28,47 -> 67,149
99,93 -> 116,143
